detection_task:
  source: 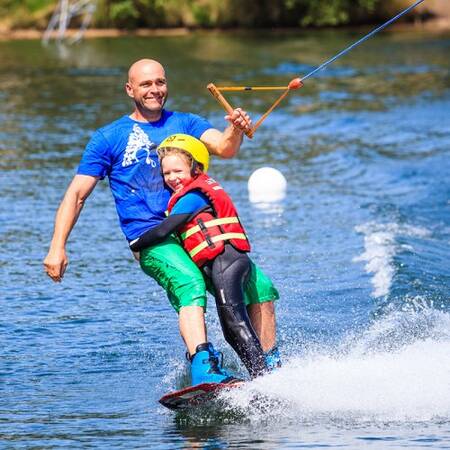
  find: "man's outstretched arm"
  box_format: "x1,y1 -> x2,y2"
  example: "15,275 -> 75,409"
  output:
200,108 -> 252,159
43,174 -> 98,282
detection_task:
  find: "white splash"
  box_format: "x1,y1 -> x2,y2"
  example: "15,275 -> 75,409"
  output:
353,222 -> 430,298
221,305 -> 450,425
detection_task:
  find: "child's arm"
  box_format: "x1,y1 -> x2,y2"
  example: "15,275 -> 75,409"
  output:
129,191 -> 210,252
129,213 -> 192,251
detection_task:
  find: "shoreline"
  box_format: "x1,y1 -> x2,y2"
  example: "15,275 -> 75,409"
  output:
0,27 -> 191,41
1,19 -> 449,41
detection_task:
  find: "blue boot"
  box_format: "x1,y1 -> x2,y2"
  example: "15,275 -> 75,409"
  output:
189,343 -> 239,385
264,346 -> 282,371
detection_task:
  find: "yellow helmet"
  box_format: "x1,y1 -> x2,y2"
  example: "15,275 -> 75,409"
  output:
158,134 -> 209,172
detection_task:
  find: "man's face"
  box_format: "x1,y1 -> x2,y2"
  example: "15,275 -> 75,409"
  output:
161,154 -> 193,192
126,62 -> 168,113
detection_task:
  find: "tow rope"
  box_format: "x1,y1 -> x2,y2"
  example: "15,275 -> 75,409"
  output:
207,0 -> 426,138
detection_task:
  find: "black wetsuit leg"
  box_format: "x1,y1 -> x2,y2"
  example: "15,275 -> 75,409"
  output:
205,244 -> 267,378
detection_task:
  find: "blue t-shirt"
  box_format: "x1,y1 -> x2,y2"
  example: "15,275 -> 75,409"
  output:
77,110 -> 212,240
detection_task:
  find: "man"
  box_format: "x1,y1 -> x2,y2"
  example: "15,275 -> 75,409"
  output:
44,59 -> 280,384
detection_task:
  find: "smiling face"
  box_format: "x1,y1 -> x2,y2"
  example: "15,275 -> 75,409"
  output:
161,153 -> 194,193
126,59 -> 168,120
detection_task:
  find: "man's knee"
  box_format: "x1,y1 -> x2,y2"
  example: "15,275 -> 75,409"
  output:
248,300 -> 275,316
244,262 -> 279,306
175,278 -> 207,312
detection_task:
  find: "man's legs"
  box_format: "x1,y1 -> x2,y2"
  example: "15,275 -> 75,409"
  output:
247,301 -> 276,352
178,306 -> 238,384
139,236 -> 236,384
179,305 -> 207,356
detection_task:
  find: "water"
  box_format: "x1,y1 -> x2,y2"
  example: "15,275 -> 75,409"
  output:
1,30 -> 449,448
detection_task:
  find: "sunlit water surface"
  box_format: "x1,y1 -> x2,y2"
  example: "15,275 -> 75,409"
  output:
1,30 -> 449,448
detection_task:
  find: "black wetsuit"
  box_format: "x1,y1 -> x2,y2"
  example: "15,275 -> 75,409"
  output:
130,208 -> 267,378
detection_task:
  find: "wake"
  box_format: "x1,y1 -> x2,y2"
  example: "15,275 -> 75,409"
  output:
220,302 -> 450,425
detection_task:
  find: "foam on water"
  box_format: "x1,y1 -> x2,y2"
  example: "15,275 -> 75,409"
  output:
220,302 -> 450,425
353,222 -> 431,298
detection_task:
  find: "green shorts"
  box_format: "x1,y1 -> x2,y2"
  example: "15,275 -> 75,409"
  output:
139,236 -> 279,313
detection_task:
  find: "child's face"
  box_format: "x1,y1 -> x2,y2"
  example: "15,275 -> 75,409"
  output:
161,154 -> 193,192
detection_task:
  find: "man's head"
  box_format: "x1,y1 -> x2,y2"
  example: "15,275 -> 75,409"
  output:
126,59 -> 168,118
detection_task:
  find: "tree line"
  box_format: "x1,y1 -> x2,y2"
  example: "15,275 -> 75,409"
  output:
0,0 -> 422,30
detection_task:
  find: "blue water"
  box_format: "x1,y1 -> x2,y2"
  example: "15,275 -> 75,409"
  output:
1,30 -> 449,448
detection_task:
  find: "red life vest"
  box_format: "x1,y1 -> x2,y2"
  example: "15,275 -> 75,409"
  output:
167,173 -> 251,267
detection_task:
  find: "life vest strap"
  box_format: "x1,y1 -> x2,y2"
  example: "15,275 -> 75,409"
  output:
189,232 -> 248,259
181,217 -> 240,240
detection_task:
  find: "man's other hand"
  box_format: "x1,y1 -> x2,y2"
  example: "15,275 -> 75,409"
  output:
44,248 -> 68,282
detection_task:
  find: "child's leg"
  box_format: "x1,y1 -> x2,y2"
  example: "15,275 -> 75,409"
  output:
209,245 -> 267,378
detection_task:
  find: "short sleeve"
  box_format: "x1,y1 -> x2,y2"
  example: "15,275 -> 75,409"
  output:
186,113 -> 214,139
77,130 -> 112,179
170,191 -> 209,215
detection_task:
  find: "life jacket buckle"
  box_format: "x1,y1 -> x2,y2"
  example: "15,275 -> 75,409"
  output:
197,218 -> 216,248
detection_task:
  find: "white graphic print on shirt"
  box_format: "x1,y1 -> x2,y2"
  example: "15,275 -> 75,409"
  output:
122,124 -> 157,167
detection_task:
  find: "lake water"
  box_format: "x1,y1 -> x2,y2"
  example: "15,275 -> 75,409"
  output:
1,29 -> 449,449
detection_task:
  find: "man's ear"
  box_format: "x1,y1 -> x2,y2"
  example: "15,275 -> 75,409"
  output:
125,82 -> 134,99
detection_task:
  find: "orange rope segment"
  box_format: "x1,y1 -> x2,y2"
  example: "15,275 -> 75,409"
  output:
207,78 -> 303,138
215,86 -> 288,91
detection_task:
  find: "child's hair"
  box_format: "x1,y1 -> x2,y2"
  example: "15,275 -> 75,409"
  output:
157,147 -> 204,172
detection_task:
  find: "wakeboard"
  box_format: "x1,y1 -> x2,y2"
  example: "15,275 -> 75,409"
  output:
159,380 -> 243,410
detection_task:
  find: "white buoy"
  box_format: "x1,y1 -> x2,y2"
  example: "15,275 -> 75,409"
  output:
248,167 -> 287,203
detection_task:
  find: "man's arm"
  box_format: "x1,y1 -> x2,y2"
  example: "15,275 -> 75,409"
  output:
43,174 -> 98,282
200,108 -> 252,158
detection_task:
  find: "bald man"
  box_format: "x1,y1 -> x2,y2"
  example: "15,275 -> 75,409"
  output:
44,59 -> 280,385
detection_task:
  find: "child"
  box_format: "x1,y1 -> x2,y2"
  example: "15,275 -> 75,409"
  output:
130,134 -> 280,382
